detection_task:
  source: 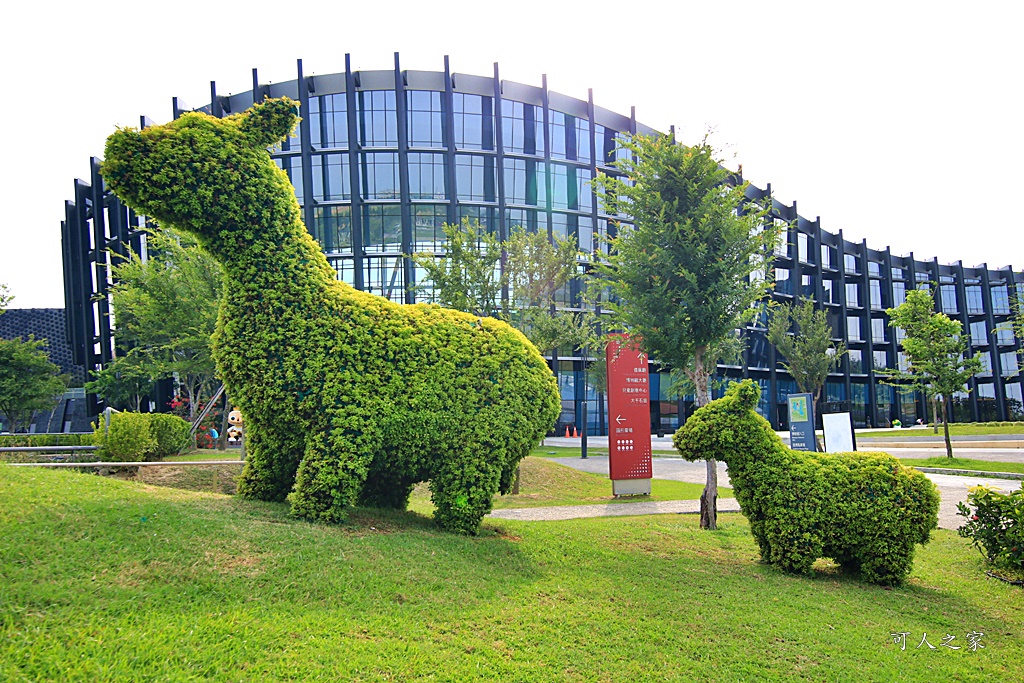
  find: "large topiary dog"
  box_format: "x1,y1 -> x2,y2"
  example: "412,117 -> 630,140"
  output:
674,380 -> 939,584
101,97 -> 560,534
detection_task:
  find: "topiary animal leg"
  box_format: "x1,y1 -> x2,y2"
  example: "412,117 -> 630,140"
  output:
430,447 -> 503,535
358,466 -> 416,510
235,416 -> 306,502
856,537 -> 915,586
287,430 -> 375,524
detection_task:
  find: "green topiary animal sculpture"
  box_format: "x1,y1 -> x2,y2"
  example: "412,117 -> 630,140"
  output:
674,380 -> 939,585
101,97 -> 560,534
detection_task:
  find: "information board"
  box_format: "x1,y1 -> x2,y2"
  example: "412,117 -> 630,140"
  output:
788,392 -> 817,452
605,334 -> 652,492
823,412 -> 856,453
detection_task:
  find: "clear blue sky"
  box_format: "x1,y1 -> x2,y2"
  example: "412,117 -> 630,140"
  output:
2,0 -> 1021,308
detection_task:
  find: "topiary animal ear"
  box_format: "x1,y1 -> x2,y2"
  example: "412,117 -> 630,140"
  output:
239,97 -> 300,148
728,379 -> 760,410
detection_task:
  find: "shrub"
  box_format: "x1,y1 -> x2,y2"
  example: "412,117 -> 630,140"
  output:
674,380 -> 939,585
92,412 -> 156,462
101,97 -> 560,534
147,413 -> 192,460
957,486 -> 1024,570
0,433 -> 93,447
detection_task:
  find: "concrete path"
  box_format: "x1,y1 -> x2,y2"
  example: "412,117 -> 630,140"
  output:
504,455 -> 1022,531
489,498 -> 740,521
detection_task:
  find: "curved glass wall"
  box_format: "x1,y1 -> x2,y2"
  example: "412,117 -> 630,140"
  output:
61,56 -> 1024,430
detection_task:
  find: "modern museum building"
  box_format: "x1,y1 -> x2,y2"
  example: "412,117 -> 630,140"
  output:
60,55 -> 1024,434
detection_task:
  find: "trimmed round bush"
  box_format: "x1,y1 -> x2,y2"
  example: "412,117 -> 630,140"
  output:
674,380 -> 939,585
147,413 -> 192,460
93,412 -> 156,462
101,97 -> 560,534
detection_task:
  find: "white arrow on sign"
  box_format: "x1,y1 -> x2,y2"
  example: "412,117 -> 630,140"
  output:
615,415 -> 626,424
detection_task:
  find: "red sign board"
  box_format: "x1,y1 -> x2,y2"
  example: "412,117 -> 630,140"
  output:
605,334 -> 652,480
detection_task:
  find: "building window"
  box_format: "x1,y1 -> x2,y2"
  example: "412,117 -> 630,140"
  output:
407,90 -> 445,148
978,351 -> 992,376
848,349 -> 864,373
873,350 -> 888,371
503,157 -> 546,206
844,253 -> 859,275
872,318 -> 887,343
891,267 -> 904,280
359,152 -> 400,200
501,100 -> 544,156
991,285 -> 1011,314
455,154 -> 496,202
970,320 -> 988,346
775,267 -> 792,296
412,204 -> 448,251
847,316 -> 862,341
870,280 -> 884,309
965,285 -> 984,314
996,325 -> 1015,345
408,153 -> 448,200
312,205 -> 352,253
821,244 -> 834,270
868,261 -> 882,277
892,280 -> 906,307
357,90 -> 398,147
312,153 -> 350,201
940,284 -> 958,314
453,93 -> 494,151
549,110 -> 589,162
361,204 -> 403,253
1001,352 -> 1019,376
797,232 -> 811,264
846,282 -> 860,308
822,279 -> 836,304
309,93 -> 348,149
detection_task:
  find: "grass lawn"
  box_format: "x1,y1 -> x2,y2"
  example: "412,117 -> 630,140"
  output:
857,424 -> 1024,439
408,457 -> 727,512
2,467 -> 1021,682
899,457 -> 1024,476
131,456 -> 727,509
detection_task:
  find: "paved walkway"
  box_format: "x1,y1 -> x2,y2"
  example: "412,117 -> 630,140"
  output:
490,498 -> 740,521
492,454 -> 1022,531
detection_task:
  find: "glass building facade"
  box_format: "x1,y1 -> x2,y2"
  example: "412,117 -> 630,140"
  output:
61,55 -> 1024,431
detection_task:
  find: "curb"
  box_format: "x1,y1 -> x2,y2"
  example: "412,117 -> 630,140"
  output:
913,467 -> 1024,481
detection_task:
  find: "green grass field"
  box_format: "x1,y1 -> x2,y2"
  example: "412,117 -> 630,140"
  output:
900,457 -> 1024,476
131,455 -> 726,508
857,424 -> 1024,439
2,466 -> 1021,681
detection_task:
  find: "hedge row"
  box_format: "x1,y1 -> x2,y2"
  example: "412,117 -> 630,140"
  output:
92,412 -> 192,462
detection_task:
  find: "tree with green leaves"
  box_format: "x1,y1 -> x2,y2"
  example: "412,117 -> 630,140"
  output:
84,352 -> 154,412
886,288 -> 983,458
767,299 -> 846,409
592,134 -> 779,530
411,218 -> 502,318
0,286 -> 68,433
107,227 -> 222,422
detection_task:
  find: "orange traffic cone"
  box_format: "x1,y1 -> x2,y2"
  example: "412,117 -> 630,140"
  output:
573,427 -> 579,438
565,426 -> 570,438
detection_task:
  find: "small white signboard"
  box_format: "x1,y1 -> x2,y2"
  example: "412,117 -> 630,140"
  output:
823,412 -> 856,453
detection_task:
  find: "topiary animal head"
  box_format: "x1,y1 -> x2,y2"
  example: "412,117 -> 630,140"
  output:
673,379 -> 780,467
101,98 -> 300,256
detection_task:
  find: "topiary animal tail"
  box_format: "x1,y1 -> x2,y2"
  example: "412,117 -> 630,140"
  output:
101,97 -> 560,534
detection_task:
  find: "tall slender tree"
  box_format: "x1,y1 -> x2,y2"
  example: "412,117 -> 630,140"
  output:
592,134 -> 779,529
886,288 -> 982,458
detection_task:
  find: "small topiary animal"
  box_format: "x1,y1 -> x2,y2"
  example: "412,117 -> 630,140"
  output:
101,97 -> 560,534
674,380 -> 939,585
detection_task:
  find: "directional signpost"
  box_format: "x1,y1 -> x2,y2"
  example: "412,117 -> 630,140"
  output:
605,334 -> 652,495
788,393 -> 817,452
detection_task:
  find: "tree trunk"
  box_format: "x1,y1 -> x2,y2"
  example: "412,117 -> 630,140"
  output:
691,348 -> 717,531
941,395 -> 953,459
931,395 -> 939,435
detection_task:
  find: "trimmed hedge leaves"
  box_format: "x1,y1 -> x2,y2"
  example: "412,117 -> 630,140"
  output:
102,97 -> 560,534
